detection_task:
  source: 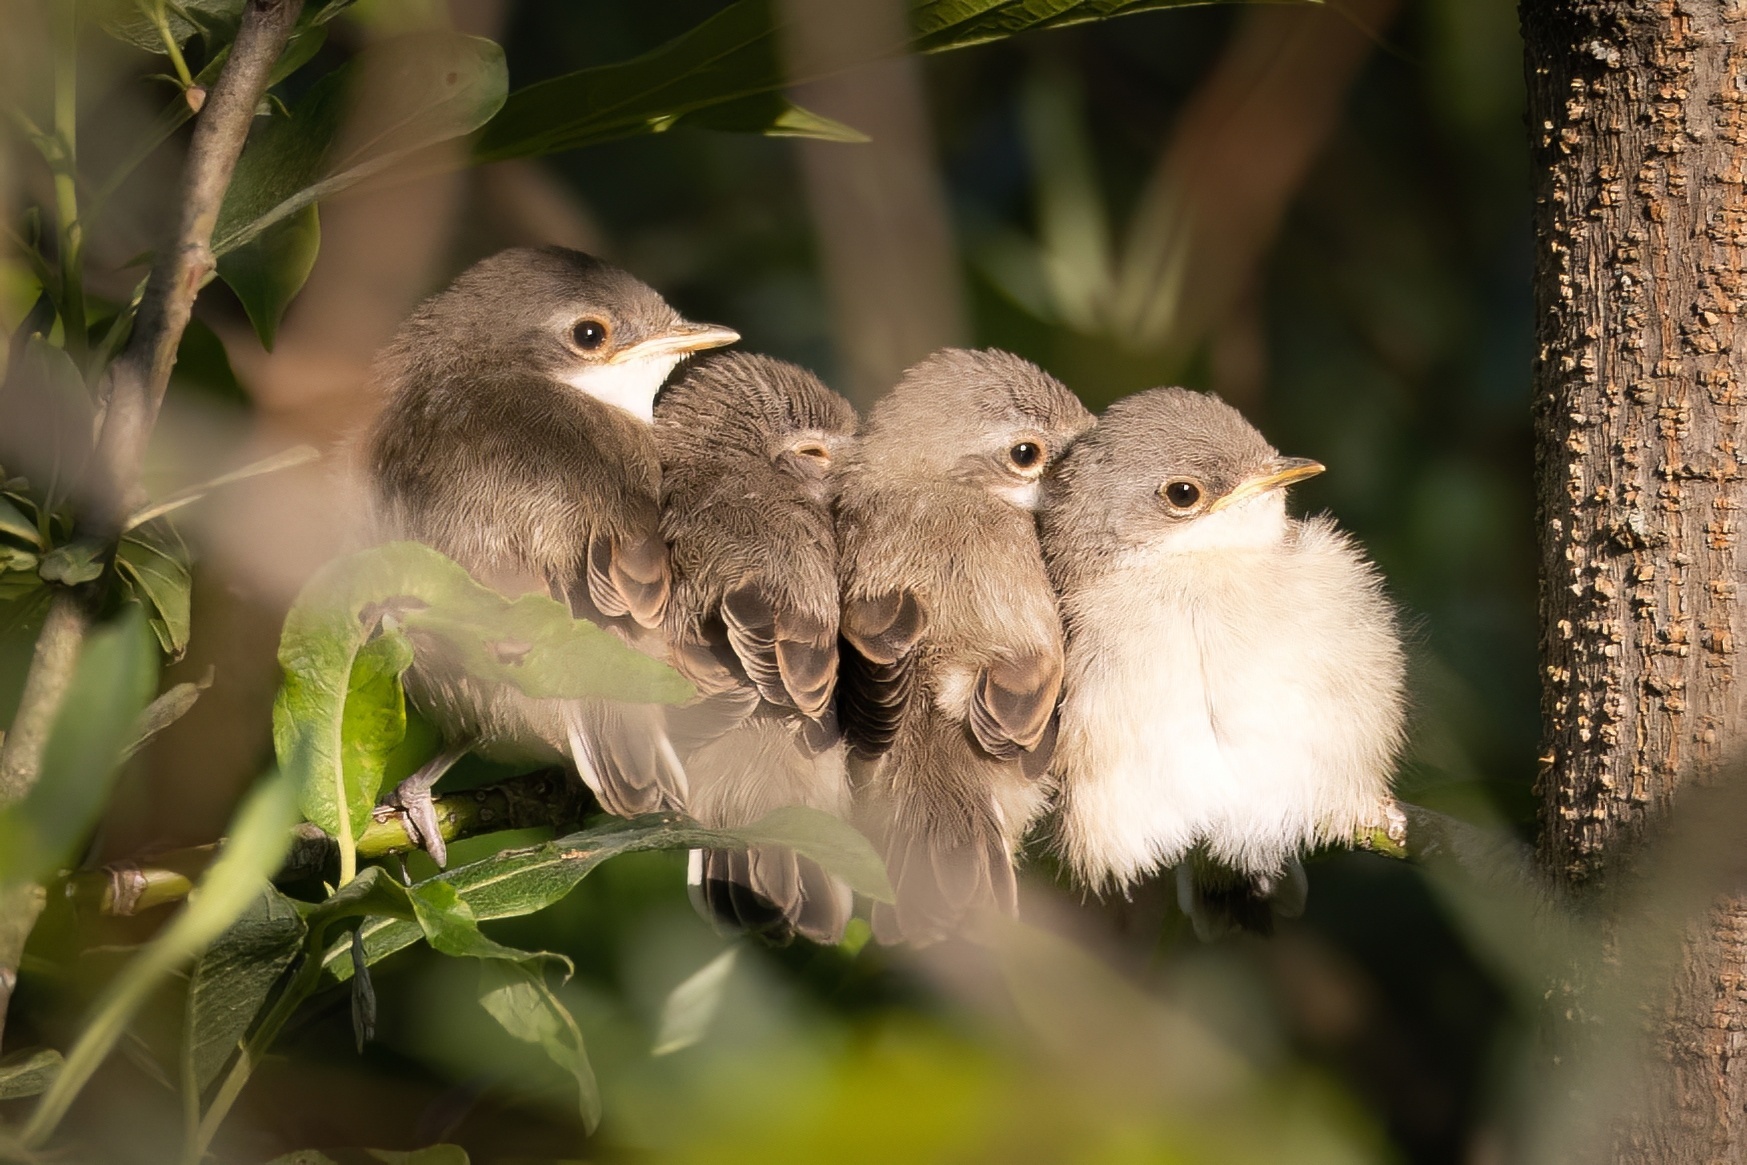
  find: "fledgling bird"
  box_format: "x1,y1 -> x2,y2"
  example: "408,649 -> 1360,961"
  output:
364,246 -> 739,862
836,348 -> 1094,945
1041,387 -> 1406,938
654,351 -> 860,944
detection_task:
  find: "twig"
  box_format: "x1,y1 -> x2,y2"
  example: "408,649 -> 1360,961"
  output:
91,0 -> 306,533
51,0 -> 85,366
69,769 -> 587,916
0,0 -> 304,1054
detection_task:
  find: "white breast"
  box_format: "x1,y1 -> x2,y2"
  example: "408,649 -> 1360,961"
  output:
1052,515 -> 1404,890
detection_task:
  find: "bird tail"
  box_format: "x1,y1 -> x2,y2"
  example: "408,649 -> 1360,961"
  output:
679,717 -> 853,944
1174,854 -> 1309,942
563,699 -> 689,818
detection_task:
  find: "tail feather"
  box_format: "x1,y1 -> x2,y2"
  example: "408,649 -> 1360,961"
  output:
875,822 -> 1017,946
565,701 -> 687,818
688,845 -> 848,944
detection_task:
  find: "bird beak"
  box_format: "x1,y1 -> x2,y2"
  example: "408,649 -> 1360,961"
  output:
1208,457 -> 1325,512
608,322 -> 740,365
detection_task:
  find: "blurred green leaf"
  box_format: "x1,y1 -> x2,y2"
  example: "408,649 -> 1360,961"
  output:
22,771 -> 299,1145
0,496 -> 39,547
36,541 -> 104,585
116,525 -> 193,657
0,607 -> 156,884
214,32 -> 507,260
477,959 -> 600,1133
264,1146 -> 470,1165
475,0 -> 1308,161
0,1048 -> 61,1101
122,669 -> 212,762
652,946 -> 738,1056
216,204 -> 320,350
727,805 -> 895,903
183,887 -> 307,1092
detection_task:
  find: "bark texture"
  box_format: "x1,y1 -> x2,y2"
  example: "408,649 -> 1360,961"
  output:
1523,1 -> 1747,1160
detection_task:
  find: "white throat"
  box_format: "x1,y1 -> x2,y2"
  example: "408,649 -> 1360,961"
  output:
562,355 -> 684,423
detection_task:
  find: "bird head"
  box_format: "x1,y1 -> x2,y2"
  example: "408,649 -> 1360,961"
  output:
399,246 -> 739,422
859,348 -> 1094,512
1046,387 -> 1323,557
655,351 -> 859,505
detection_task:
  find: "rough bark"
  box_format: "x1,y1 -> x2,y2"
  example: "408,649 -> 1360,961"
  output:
1523,1 -> 1747,1160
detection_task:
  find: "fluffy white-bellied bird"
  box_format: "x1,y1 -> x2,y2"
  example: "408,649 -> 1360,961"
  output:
655,351 -> 860,944
1041,387 -> 1406,937
364,246 -> 739,862
836,348 -> 1094,945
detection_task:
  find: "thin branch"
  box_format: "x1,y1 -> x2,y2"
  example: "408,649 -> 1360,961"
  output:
91,0 -> 306,534
51,0 -> 86,366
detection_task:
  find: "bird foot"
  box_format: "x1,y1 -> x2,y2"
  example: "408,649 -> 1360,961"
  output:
388,747 -> 468,868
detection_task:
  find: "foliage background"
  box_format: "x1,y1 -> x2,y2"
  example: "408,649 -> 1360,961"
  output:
0,0 -> 1538,1161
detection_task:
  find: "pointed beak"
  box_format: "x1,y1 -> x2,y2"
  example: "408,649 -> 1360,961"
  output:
608,321 -> 740,365
1207,456 -> 1325,512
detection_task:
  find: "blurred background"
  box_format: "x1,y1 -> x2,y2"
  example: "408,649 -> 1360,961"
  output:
0,0 -> 1539,1160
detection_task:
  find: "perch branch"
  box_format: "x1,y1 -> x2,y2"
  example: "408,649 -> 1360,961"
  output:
71,769 -> 587,916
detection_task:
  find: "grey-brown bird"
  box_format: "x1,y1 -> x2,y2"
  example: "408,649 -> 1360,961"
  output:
835,348 -> 1094,945
364,246 -> 739,862
1041,388 -> 1406,938
654,351 -> 859,943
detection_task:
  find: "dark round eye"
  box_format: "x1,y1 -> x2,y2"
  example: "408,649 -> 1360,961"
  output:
1009,442 -> 1043,470
571,319 -> 608,351
1163,480 -> 1202,509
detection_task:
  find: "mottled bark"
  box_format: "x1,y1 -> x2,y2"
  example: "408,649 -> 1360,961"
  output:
1523,1 -> 1747,1160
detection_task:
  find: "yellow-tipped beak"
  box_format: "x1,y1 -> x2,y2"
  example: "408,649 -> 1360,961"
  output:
609,322 -> 740,365
1207,457 -> 1325,512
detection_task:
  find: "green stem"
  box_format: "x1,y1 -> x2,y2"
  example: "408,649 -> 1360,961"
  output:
52,0 -> 86,366
147,0 -> 195,89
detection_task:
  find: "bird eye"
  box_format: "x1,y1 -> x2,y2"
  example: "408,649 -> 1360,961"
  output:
571,319 -> 608,351
1008,442 -> 1043,470
1162,480 -> 1202,509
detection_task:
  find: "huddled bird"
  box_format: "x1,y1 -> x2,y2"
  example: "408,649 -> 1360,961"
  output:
1040,387 -> 1406,938
363,246 -> 738,864
654,351 -> 860,943
835,348 -> 1094,945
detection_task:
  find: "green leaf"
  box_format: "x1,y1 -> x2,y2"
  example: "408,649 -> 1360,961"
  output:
477,960 -> 600,1133
337,628 -> 414,838
274,542 -> 689,864
214,32 -> 507,260
37,541 -> 104,586
0,607 -> 157,884
116,525 -> 193,657
22,771 -> 300,1145
102,0 -> 243,53
216,204 -> 320,350
475,0 -> 1301,162
0,1048 -> 62,1101
122,670 -> 213,762
183,887 -> 307,1092
323,814 -> 740,980
407,880 -> 565,968
727,805 -> 895,903
0,496 -> 40,547
652,946 -> 738,1056
668,92 -> 867,142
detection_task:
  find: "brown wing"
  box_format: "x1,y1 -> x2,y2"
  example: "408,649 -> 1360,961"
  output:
838,591 -> 927,757
587,526 -> 670,630
721,584 -> 837,719
968,650 -> 1062,765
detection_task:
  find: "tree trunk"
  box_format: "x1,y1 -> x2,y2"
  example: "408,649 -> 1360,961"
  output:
1523,1 -> 1747,1160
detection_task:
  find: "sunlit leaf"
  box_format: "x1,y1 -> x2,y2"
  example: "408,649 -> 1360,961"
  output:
216,204 -> 320,350
652,946 -> 739,1056
477,959 -> 600,1133
668,93 -> 868,142
0,607 -> 157,884
183,887 -> 307,1092
0,1048 -> 61,1101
